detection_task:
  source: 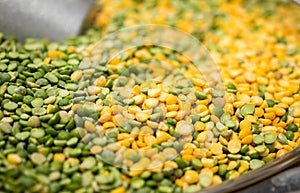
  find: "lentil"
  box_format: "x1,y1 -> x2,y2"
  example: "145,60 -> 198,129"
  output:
287,123 -> 298,132
4,102 -> 18,111
0,1 -> 300,192
27,116 -> 41,128
264,133 -> 277,144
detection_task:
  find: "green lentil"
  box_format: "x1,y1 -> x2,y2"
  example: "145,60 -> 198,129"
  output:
145,180 -> 157,187
266,99 -> 277,107
251,124 -> 260,134
278,133 -> 288,145
235,108 -> 244,119
191,158 -> 203,170
45,73 -> 59,83
166,118 -> 177,125
12,94 -> 23,102
48,113 -> 60,125
264,133 -> 277,144
158,186 -> 173,193
0,63 -> 7,71
250,159 -> 265,170
195,91 -> 207,100
220,130 -> 232,138
227,83 -> 237,94
131,178 -> 145,189
4,102 -> 18,111
248,151 -> 260,159
140,171 -> 151,179
123,98 -> 135,105
199,174 -> 212,187
150,113 -> 161,122
101,150 -> 114,163
23,95 -> 34,105
15,131 -> 30,141
184,185 -> 200,193
27,116 -> 41,128
80,157 -> 96,170
0,121 -> 12,133
200,115 -> 211,122
254,145 -> 267,153
266,144 -> 276,153
253,134 -> 264,145
34,89 -> 47,99
57,131 -> 71,140
66,137 -> 78,146
240,104 -> 255,116
214,106 -> 224,117
190,115 -> 200,123
175,157 -> 189,169
0,73 -> 11,82
32,107 -> 46,116
240,144 -> 249,154
152,173 -> 164,181
127,154 -> 141,162
31,153 -> 46,165
227,154 -> 242,160
281,112 -> 289,122
285,131 -> 294,141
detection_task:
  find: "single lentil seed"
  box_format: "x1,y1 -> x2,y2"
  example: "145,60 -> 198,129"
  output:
266,99 -> 277,107
31,152 -> 46,165
4,102 -> 18,111
15,131 -> 30,141
253,135 -> 264,145
199,174 -> 212,187
31,98 -> 44,108
287,123 -> 298,132
45,73 -> 59,83
240,104 -> 255,116
285,131 -> 294,141
32,107 -> 46,116
30,129 -> 45,138
278,133 -> 288,145
131,178 -> 145,189
264,133 -> 277,144
250,159 -> 265,170
66,137 -> 78,146
195,91 -> 207,100
0,121 -> 12,133
254,145 -> 267,153
191,158 -> 203,170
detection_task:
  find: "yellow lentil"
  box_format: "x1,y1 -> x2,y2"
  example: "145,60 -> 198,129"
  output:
110,187 -> 126,193
165,94 -> 178,105
7,154 -> 22,165
183,170 -> 199,184
228,139 -> 241,154
53,153 -> 65,163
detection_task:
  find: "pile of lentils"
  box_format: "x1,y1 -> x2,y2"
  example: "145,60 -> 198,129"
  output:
1,0 -> 300,193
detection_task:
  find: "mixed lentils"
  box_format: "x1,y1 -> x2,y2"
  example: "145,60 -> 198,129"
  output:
1,0 -> 300,193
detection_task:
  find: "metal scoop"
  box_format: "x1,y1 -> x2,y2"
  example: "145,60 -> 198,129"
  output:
0,0 -> 100,42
